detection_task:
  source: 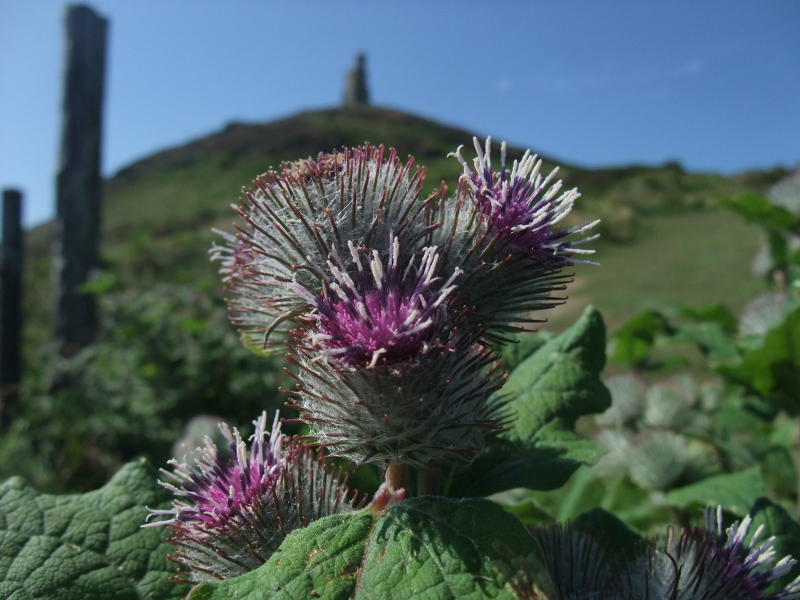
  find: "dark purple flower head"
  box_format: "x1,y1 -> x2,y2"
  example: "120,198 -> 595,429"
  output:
528,522 -> 617,599
292,234 -> 460,369
144,412 -> 361,583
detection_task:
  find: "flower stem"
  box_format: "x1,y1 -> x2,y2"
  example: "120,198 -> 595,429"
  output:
385,461 -> 408,493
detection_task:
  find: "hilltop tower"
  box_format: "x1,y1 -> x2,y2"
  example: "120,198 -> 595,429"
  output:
344,53 -> 369,107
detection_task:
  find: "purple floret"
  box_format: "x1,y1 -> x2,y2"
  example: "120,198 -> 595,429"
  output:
293,234 -> 460,369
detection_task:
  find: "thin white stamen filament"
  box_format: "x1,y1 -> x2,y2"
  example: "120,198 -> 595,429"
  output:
348,241 -> 363,271
368,348 -> 387,368
370,250 -> 384,290
390,234 -> 400,267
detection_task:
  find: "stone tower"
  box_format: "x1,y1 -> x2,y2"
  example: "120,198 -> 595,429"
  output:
344,53 -> 369,107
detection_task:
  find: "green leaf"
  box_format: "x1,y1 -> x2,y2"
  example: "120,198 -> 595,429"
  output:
188,512 -> 374,600
498,499 -> 553,527
720,305 -> 800,414
549,465 -> 605,523
0,459 -> 187,600
766,228 -> 790,274
665,466 -> 766,515
449,306 -> 611,497
721,193 -> 800,230
190,498 -> 557,600
673,321 -> 738,360
607,309 -> 671,365
749,497 -> 800,593
499,331 -> 555,373
787,266 -> 800,312
760,446 -> 798,501
679,302 -> 737,335
359,497 -> 554,600
713,405 -> 763,435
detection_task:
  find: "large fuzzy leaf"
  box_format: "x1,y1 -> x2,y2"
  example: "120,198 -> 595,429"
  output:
187,512 -> 374,600
679,303 -> 738,335
673,321 -> 739,360
449,306 -> 611,497
189,497 -> 555,600
665,466 -> 766,515
721,193 -> 800,230
499,331 -> 555,373
607,308 -> 671,365
0,459 -> 187,600
720,305 -> 800,415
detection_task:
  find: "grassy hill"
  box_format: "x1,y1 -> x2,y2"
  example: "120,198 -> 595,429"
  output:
24,106 -> 785,345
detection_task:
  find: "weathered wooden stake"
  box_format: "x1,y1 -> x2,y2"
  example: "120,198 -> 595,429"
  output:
54,4 -> 108,352
1,189 -> 23,427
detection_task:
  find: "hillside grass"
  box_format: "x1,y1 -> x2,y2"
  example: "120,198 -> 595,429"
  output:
545,208 -> 764,332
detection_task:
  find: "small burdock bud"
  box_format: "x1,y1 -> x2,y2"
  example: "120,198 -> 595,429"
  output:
144,412 -> 361,584
288,337 -> 506,469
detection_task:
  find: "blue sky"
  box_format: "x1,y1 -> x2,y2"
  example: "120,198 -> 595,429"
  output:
1,1 -> 798,227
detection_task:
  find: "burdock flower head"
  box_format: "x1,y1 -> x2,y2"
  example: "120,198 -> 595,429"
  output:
287,232 -> 506,468
213,139 -> 594,471
211,145 -> 428,352
144,412 -> 360,584
439,137 -> 599,341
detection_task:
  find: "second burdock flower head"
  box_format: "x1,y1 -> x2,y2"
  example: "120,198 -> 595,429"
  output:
212,138 -> 597,469
145,412 -> 361,583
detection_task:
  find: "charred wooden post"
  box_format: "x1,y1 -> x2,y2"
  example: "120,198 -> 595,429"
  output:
53,4 -> 108,352
1,189 -> 23,427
